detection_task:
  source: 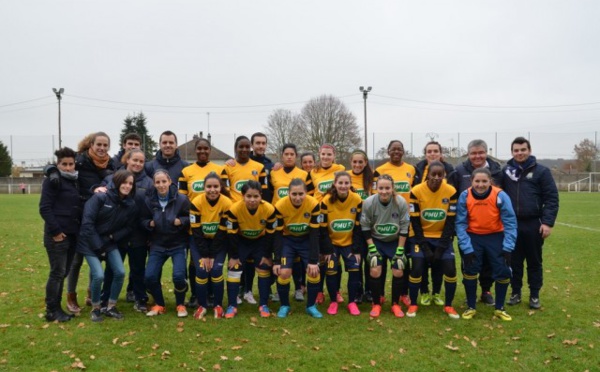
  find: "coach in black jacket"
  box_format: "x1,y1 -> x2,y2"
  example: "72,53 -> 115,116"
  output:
501,137 -> 559,310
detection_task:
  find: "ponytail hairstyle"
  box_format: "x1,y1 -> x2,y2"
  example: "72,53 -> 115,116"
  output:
327,171 -> 355,203
204,171 -> 231,198
121,148 -> 145,166
351,149 -> 373,192
288,177 -> 307,191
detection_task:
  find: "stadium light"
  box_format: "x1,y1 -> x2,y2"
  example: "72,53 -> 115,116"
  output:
52,88 -> 64,148
359,86 -> 372,153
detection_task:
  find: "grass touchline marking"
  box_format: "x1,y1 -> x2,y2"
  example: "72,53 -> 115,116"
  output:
556,222 -> 600,233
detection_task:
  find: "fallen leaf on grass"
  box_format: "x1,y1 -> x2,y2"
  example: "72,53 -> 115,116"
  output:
593,321 -> 600,328
220,356 -> 228,361
341,367 -> 349,371
120,341 -> 134,347
514,350 -> 520,354
547,333 -> 555,339
0,324 -> 10,328
151,344 -> 160,350
511,337 -> 520,340
470,340 -> 477,348
231,346 -> 242,350
398,348 -> 406,354
528,311 -> 535,316
213,364 -> 221,370
562,339 -> 578,345
42,324 -> 50,329
214,338 -> 222,343
112,338 -> 119,345
176,327 -> 184,333
70,361 -> 86,369
352,363 -> 362,369
286,368 -> 294,372
234,356 -> 243,361
370,360 -> 376,366
445,343 -> 459,351
77,323 -> 85,328
89,355 -> 95,360
313,346 -> 320,351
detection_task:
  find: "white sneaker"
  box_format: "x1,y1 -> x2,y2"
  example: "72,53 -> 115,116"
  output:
243,291 -> 257,305
176,305 -> 188,318
294,289 -> 305,301
236,295 -> 243,305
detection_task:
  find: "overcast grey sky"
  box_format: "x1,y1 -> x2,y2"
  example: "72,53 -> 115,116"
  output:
1,0 -> 599,164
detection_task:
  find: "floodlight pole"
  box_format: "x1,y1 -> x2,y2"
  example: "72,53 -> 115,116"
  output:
359,86 -> 372,153
52,88 -> 64,148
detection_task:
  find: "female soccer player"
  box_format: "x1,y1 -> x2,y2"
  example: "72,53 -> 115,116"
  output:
320,172 -> 363,315
39,147 -> 83,322
190,172 -> 232,319
372,140 -> 416,307
142,170 -> 191,318
300,152 -> 316,173
267,144 -> 313,301
223,136 -> 267,202
456,168 -> 517,321
76,169 -> 137,322
311,144 -> 345,202
407,161 -> 459,319
224,181 -> 276,318
273,178 -> 324,318
361,174 -> 410,318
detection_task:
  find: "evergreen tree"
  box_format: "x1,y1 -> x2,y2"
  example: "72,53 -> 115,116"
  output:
119,112 -> 157,159
0,141 -> 12,176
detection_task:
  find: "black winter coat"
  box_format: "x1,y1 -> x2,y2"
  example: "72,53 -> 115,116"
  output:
501,156 -> 559,226
39,175 -> 83,236
451,158 -> 503,194
141,184 -> 190,250
144,150 -> 189,182
76,189 -> 137,257
76,152 -> 115,201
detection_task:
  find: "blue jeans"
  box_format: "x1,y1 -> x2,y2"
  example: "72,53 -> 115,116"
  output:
85,249 -> 125,306
145,247 -> 188,307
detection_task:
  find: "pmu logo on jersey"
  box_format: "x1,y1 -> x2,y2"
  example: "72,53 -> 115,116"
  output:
421,209 -> 446,221
242,229 -> 262,238
394,181 -> 410,193
356,189 -> 367,199
375,223 -> 399,235
192,180 -> 205,192
202,223 -> 219,235
235,180 -> 249,191
318,180 -> 334,193
288,223 -> 309,234
330,219 -> 354,232
278,187 -> 289,198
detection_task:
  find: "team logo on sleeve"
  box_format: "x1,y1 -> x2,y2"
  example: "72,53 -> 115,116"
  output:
190,214 -> 197,223
409,204 -> 415,213
448,205 -> 457,213
317,214 -> 324,223
226,221 -> 233,229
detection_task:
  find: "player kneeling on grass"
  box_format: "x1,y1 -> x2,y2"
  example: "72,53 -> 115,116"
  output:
408,161 -> 459,319
224,181 -> 276,319
190,172 -> 233,319
272,178 -> 324,318
361,174 -> 410,318
142,170 -> 191,318
456,168 -> 517,321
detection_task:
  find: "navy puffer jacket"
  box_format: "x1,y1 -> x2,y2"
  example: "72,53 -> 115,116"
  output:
141,184 -> 190,250
39,175 -> 83,236
76,188 -> 137,257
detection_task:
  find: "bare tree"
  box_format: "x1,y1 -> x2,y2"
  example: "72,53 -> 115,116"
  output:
296,95 -> 362,163
264,109 -> 302,155
573,138 -> 599,172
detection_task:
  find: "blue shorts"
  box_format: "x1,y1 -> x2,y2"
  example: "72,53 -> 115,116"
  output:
280,236 -> 310,269
236,237 -> 271,271
411,238 -> 455,261
327,245 -> 360,272
372,239 -> 403,270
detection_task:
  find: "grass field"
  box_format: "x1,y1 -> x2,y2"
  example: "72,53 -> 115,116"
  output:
0,193 -> 598,371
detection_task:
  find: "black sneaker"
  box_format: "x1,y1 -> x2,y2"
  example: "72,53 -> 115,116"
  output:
91,308 -> 104,322
102,306 -> 124,320
45,310 -> 72,323
126,291 -> 136,303
507,293 -> 522,306
133,301 -> 148,313
186,296 -> 198,308
480,291 -> 495,306
529,297 -> 541,309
